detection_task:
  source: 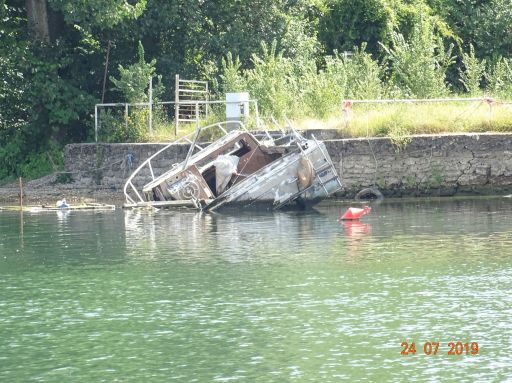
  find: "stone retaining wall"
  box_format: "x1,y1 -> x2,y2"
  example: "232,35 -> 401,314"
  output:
64,133 -> 512,198
65,142 -> 189,192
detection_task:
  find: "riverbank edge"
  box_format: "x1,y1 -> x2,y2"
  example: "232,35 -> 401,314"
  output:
1,131 -> 512,205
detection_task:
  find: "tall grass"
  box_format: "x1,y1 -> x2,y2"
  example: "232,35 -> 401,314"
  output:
487,58 -> 512,98
100,98 -> 512,144
459,44 -> 486,95
291,101 -> 512,137
245,41 -> 296,119
301,45 -> 383,118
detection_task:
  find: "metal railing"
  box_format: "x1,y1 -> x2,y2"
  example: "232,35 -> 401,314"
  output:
338,96 -> 512,133
175,75 -> 209,132
94,99 -> 260,142
123,121 -> 256,205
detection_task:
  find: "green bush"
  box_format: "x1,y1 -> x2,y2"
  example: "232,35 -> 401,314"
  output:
244,40 -> 296,119
219,53 -> 246,93
459,44 -> 486,95
343,44 -> 383,100
487,58 -> 512,99
381,14 -> 454,98
108,41 -> 163,141
302,63 -> 344,118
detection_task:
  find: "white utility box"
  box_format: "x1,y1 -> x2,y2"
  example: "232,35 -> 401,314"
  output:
226,92 -> 250,121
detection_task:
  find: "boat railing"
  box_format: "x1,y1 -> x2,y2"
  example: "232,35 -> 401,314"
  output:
123,121 -> 251,205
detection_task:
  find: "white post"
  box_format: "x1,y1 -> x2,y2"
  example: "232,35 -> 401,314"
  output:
149,77 -> 153,136
95,104 -> 98,142
205,82 -> 209,119
175,74 -> 179,136
195,102 -> 200,130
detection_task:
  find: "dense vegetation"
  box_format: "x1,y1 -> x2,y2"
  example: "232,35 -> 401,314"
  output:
1,0 -> 512,180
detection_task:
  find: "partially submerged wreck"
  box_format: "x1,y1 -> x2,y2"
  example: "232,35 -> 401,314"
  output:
123,121 -> 342,210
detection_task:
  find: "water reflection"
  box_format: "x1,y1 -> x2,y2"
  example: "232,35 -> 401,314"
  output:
0,210 -> 125,265
2,198 -> 512,382
340,220 -> 372,261
340,220 -> 372,236
56,209 -> 71,223
19,210 -> 24,250
123,207 -> 340,262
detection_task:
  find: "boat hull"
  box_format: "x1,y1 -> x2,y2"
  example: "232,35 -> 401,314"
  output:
204,140 -> 341,211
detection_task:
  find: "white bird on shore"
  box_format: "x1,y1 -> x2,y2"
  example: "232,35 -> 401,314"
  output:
56,199 -> 69,208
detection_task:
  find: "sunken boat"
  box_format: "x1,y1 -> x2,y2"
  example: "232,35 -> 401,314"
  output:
123,121 -> 342,211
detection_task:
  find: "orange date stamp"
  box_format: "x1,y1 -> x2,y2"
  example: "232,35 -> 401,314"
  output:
401,341 -> 479,356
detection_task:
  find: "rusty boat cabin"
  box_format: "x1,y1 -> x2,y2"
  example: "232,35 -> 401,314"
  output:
123,121 -> 342,210
142,130 -> 285,203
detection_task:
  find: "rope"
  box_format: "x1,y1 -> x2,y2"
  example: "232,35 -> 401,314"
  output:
231,149 -> 258,184
366,116 -> 378,186
451,100 -> 484,123
126,153 -> 134,170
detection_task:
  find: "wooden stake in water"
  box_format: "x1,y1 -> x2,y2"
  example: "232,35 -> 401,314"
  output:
19,177 -> 23,210
19,177 -> 24,248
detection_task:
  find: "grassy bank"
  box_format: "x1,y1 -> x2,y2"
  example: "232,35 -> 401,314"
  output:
295,99 -> 512,136
104,98 -> 512,143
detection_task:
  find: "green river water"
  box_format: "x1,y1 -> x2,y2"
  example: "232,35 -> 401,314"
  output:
1,198 -> 512,382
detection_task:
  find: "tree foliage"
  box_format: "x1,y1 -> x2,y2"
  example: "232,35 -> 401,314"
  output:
110,42 -> 157,103
319,0 -> 395,55
381,14 -> 454,97
429,0 -> 512,60
48,0 -> 147,28
2,0 -> 512,180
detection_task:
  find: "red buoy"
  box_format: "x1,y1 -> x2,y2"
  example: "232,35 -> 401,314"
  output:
338,206 -> 371,221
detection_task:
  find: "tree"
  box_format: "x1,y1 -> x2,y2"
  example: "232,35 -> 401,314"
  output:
48,0 -> 147,29
0,0 -> 148,178
318,0 -> 395,55
430,0 -> 512,59
110,41 -> 158,103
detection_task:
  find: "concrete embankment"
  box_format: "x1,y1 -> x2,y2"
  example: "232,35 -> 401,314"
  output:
2,132 -> 511,204
61,132 -> 512,199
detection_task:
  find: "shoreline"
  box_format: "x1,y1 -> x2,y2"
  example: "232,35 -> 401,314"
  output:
0,174 -> 124,206
1,174 -> 511,207
65,133 -> 512,199
3,131 -> 512,205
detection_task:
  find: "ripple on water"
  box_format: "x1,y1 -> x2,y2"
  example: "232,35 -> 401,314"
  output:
1,199 -> 512,381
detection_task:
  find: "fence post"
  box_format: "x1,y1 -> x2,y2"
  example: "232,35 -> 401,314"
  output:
488,99 -> 493,126
19,177 -> 23,210
175,74 -> 179,136
125,103 -> 129,135
195,102 -> 200,130
205,82 -> 209,120
149,76 -> 153,136
255,101 -> 261,130
95,104 -> 98,142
